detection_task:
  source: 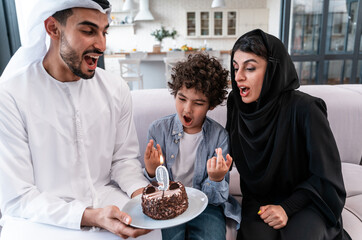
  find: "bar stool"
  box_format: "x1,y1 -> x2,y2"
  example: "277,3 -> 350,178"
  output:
130,51 -> 148,59
163,51 -> 186,86
118,52 -> 147,90
118,58 -> 143,90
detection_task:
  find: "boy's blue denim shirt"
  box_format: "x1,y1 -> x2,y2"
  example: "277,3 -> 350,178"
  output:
143,113 -> 241,227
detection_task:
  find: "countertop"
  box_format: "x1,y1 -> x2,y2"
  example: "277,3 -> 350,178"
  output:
105,50 -> 231,58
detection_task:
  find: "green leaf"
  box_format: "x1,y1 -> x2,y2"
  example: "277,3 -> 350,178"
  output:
151,26 -> 178,43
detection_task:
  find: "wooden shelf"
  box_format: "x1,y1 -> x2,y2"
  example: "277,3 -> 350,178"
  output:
110,23 -> 135,27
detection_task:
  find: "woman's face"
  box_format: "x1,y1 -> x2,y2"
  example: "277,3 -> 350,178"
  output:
232,50 -> 267,103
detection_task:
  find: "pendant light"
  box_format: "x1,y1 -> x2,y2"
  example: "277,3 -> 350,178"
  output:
134,0 -> 154,21
123,0 -> 136,11
211,0 -> 226,8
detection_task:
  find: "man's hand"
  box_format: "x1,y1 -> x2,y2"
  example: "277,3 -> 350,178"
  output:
81,206 -> 151,239
144,139 -> 163,178
207,148 -> 233,182
258,205 -> 288,229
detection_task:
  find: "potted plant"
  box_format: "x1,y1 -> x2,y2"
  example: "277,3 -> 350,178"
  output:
151,26 -> 177,52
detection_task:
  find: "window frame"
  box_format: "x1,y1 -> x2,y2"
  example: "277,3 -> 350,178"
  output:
280,0 -> 362,84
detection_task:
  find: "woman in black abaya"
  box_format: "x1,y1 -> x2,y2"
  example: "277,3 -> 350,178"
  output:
226,29 -> 350,239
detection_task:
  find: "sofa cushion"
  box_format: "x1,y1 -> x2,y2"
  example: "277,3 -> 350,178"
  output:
344,194 -> 362,222
342,208 -> 362,240
342,163 -> 362,197
132,89 -> 175,166
299,85 -> 362,165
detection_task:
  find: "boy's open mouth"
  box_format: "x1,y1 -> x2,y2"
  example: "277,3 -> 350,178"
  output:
184,115 -> 192,124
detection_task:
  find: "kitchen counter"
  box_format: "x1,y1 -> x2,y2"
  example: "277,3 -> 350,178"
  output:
104,50 -> 231,90
105,50 -> 231,60
108,50 -> 231,55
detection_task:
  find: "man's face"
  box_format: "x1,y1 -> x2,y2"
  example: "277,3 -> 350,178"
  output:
59,8 -> 109,79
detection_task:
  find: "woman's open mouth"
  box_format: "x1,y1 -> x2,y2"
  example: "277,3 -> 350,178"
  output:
240,86 -> 250,97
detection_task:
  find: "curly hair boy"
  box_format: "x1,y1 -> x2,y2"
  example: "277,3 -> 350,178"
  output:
168,53 -> 229,108
142,53 -> 241,240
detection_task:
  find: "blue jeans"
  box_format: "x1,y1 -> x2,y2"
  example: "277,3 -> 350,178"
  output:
162,204 -> 226,240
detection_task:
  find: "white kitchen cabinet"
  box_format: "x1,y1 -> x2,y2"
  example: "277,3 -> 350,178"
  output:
186,10 -> 237,38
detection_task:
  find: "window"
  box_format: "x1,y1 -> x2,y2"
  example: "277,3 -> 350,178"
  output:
0,0 -> 21,75
281,0 -> 362,84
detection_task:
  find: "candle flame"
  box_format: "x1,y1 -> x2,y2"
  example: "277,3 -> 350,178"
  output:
160,155 -> 164,165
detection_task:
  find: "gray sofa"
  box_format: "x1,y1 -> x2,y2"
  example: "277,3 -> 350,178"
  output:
1,85 -> 360,239
131,85 -> 362,240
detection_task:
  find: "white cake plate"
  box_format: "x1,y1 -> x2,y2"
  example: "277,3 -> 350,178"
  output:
121,187 -> 208,229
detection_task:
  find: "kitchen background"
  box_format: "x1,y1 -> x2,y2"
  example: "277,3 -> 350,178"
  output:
102,0 -> 280,89
12,0 -> 280,89
11,0 -> 360,88
105,0 -> 279,53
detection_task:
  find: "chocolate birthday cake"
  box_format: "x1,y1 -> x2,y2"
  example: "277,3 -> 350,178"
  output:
141,181 -> 188,220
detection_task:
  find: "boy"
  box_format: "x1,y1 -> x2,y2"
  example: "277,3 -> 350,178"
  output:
143,53 -> 241,239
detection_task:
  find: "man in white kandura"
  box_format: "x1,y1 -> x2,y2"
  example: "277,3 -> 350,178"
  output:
0,0 -> 160,239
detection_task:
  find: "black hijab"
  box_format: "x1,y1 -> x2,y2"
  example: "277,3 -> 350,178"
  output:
228,29 -> 299,176
227,29 -> 346,227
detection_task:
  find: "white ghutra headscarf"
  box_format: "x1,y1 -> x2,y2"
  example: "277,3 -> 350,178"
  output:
0,0 -> 112,81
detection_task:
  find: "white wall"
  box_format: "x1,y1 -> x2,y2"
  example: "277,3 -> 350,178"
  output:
107,0 -> 281,53
267,0 -> 282,37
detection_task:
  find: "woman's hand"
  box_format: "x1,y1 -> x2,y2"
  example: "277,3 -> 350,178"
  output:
207,148 -> 233,182
144,139 -> 163,178
258,205 -> 288,229
82,206 -> 151,239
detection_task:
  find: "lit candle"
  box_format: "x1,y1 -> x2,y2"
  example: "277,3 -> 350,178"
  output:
155,155 -> 169,191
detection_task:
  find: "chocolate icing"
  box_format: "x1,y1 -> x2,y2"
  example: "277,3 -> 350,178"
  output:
141,181 -> 188,220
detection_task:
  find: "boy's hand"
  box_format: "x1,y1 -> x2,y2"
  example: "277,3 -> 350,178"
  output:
207,148 -> 233,182
144,139 -> 163,178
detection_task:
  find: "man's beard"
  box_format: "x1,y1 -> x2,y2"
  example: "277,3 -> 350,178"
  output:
59,32 -> 95,79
